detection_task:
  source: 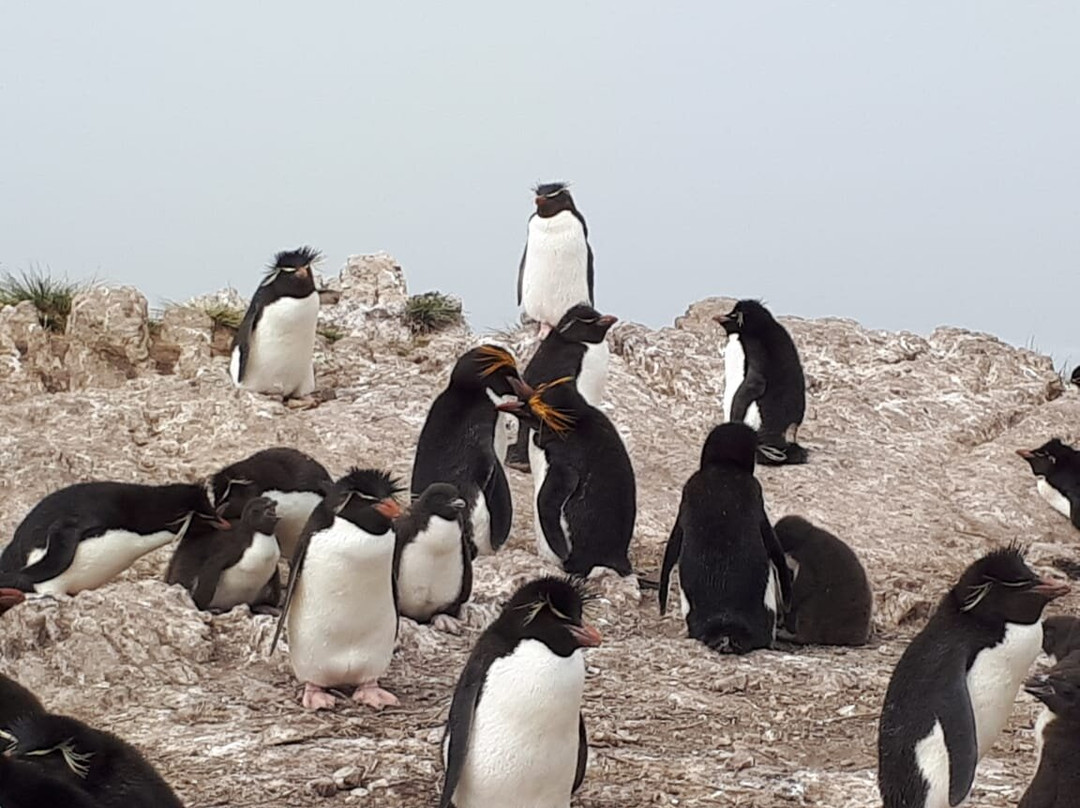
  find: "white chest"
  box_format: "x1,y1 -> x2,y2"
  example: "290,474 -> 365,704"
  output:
35,529 -> 178,596
1036,479 -> 1073,520
469,492 -> 492,556
451,640 -> 585,808
209,532 -> 280,610
263,489 -> 323,560
966,620 -> 1043,758
913,719 -> 952,808
1034,706 -> 1055,770
486,387 -> 516,467
722,335 -> 761,430
286,519 -> 397,687
520,213 -> 591,326
231,292 -> 319,396
577,340 -> 610,407
397,516 -> 465,621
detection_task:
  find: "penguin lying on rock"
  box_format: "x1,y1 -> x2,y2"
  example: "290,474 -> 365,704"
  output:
1017,439 -> 1080,531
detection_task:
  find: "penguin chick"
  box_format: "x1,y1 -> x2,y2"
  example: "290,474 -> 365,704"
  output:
1019,650 -> 1080,808
877,544 -> 1070,808
393,483 -> 470,631
0,673 -> 44,728
0,756 -> 100,808
1042,615 -> 1080,665
1017,439 -> 1080,531
230,247 -> 321,400
2,712 -> 183,808
440,576 -> 601,808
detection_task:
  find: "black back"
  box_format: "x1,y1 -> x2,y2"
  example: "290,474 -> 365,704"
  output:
232,247 -> 320,381
1018,439 -> 1080,529
0,673 -> 44,727
517,183 -> 595,307
3,712 -> 183,808
878,545 -> 1068,808
1019,650 -> 1080,807
211,446 -> 332,521
1,482 -> 222,584
1043,615 -> 1080,664
523,304 -> 616,387
659,423 -> 792,654
0,756 -> 101,808
439,577 -> 599,808
774,515 -> 872,646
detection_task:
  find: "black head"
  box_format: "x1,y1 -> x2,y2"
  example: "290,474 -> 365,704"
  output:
411,483 -> 467,522
260,246 -> 319,297
1,713 -> 104,787
497,376 -> 578,440
449,345 -> 524,397
494,576 -> 602,657
553,304 -> 618,345
158,484 -> 232,536
1071,366 -> 1080,389
713,299 -> 775,336
1025,650 -> 1080,721
211,476 -> 261,522
240,496 -> 279,535
1017,438 -> 1076,477
1043,615 -> 1080,663
330,468 -> 404,534
951,544 -> 1071,626
532,182 -> 577,218
700,422 -> 758,473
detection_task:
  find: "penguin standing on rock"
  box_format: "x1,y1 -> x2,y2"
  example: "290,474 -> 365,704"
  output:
230,246 -> 321,401
517,182 -> 594,339
877,545 -> 1070,808
0,482 -> 229,596
1019,650 -> 1080,807
658,422 -> 792,654
273,468 -> 403,711
715,300 -> 807,465
393,483 -> 471,632
210,446 -> 333,561
505,304 -> 617,472
1017,439 -> 1080,530
412,345 -> 525,556
439,576 -> 601,808
498,376 -> 635,577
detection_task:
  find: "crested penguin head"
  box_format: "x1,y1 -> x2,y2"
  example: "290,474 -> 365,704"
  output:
0,713 -> 104,785
159,484 -> 232,536
409,483 -> 467,522
700,422 -> 758,473
1017,438 -> 1075,478
497,376 -> 577,439
713,299 -> 775,336
553,304 -> 618,345
451,345 -> 524,398
951,543 -> 1070,626
1025,650 -> 1080,720
329,468 -> 404,534
261,246 -> 320,297
495,576 -> 602,657
240,496 -> 279,535
532,182 -> 577,218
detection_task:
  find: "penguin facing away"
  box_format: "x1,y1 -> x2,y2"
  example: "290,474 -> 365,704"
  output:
1019,650 -> 1080,808
714,300 -> 808,466
273,468 -> 404,711
0,482 -> 229,596
210,446 -> 333,561
773,515 -> 872,646
517,182 -> 594,339
1017,440 -> 1080,531
877,545 -> 1070,808
439,576 -> 601,808
411,345 -> 524,557
230,246 -> 321,399
1,712 -> 183,808
165,496 -> 281,612
393,483 -> 471,632
498,376 -> 636,577
504,303 -> 617,472
0,673 -> 44,728
658,422 -> 793,654
1042,615 -> 1080,665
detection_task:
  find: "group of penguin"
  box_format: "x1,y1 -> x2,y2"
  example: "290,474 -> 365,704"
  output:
1,183 -> 1080,806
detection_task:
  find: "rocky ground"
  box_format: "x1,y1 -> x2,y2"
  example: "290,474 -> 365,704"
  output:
1,255 -> 1078,807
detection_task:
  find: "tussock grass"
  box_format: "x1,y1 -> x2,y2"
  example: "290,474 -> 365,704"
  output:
0,267 -> 87,332
403,291 -> 463,335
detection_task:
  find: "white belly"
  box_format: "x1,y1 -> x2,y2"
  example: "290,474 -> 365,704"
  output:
520,212 -> 591,327
680,589 -> 691,619
966,620 -> 1043,759
722,335 -> 761,430
470,492 -> 493,556
34,529 -> 178,595
264,489 -> 323,561
577,341 -> 609,406
209,532 -> 280,610
232,293 -> 319,397
1036,479 -> 1073,520
529,440 -> 567,566
913,720 -> 953,808
764,564 -> 780,638
1034,706 -> 1054,770
286,519 -> 397,687
450,640 -> 584,808
397,516 -> 464,621
486,388 -> 516,467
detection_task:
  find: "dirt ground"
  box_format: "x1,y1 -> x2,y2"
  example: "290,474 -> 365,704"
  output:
1,290 -> 1078,807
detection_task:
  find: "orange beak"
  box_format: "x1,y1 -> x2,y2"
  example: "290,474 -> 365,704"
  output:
597,315 -> 618,327
569,622 -> 603,647
508,377 -> 535,399
297,265 -> 310,280
375,498 -> 402,519
1016,449 -> 1034,459
1034,578 -> 1071,599
0,588 -> 26,613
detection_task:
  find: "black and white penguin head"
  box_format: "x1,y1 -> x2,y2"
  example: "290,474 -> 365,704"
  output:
409,483 -> 467,522
211,475 -> 261,522
1025,650 -> 1080,720
700,422 -> 759,473
260,246 -> 320,297
494,576 -> 602,657
952,544 -> 1071,626
497,376 -> 578,439
0,713 -> 100,784
1043,615 -> 1080,664
713,299 -> 775,336
240,496 -> 279,535
532,182 -> 577,218
329,468 -> 404,534
450,345 -> 524,398
1017,438 -> 1075,478
158,484 -> 232,537
554,304 -> 618,345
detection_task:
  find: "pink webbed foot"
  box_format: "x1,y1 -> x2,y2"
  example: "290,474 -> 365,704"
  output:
431,613 -> 463,635
537,322 -> 553,340
301,683 -> 338,710
352,682 -> 400,710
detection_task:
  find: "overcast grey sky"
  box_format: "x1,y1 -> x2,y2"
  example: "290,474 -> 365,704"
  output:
3,3 -> 1078,366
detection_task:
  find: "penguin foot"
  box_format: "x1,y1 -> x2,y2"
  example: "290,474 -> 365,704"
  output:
431,614 -> 463,635
352,683 -> 399,710
301,683 -> 338,710
284,396 -> 319,411
537,322 -> 553,340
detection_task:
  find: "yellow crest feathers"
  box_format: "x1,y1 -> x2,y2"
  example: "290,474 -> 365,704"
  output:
530,376 -> 576,435
476,345 -> 517,377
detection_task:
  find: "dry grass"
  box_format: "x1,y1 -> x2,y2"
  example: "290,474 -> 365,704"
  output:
0,266 -> 88,332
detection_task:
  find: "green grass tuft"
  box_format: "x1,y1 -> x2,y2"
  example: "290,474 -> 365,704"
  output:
318,325 -> 346,344
403,291 -> 463,335
178,300 -> 245,330
0,267 -> 87,333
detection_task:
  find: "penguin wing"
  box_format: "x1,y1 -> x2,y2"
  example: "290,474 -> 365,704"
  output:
658,515 -> 684,616
759,516 -> 793,609
573,712 -> 588,793
586,243 -> 594,305
517,241 -> 527,306
940,677 -> 979,805
271,502 -> 335,653
231,299 -> 264,383
439,645 -> 501,808
190,555 -> 228,611
537,465 -> 580,562
483,463 -> 512,552
20,518 -> 91,584
730,365 -> 767,423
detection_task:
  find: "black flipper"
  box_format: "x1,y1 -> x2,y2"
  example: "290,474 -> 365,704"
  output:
573,712 -> 588,793
729,366 -> 766,424
586,243 -> 594,305
484,462 -> 513,553
231,299 -> 264,383
759,515 -> 793,609
190,561 -> 226,611
941,677 -> 978,806
658,518 -> 684,615
516,240 -> 528,307
20,518 -> 89,584
271,499 -> 335,654
439,645 -> 498,808
537,465 -> 579,563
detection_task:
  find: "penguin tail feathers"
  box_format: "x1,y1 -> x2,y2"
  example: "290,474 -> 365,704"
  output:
756,441 -> 808,466
693,614 -> 763,655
